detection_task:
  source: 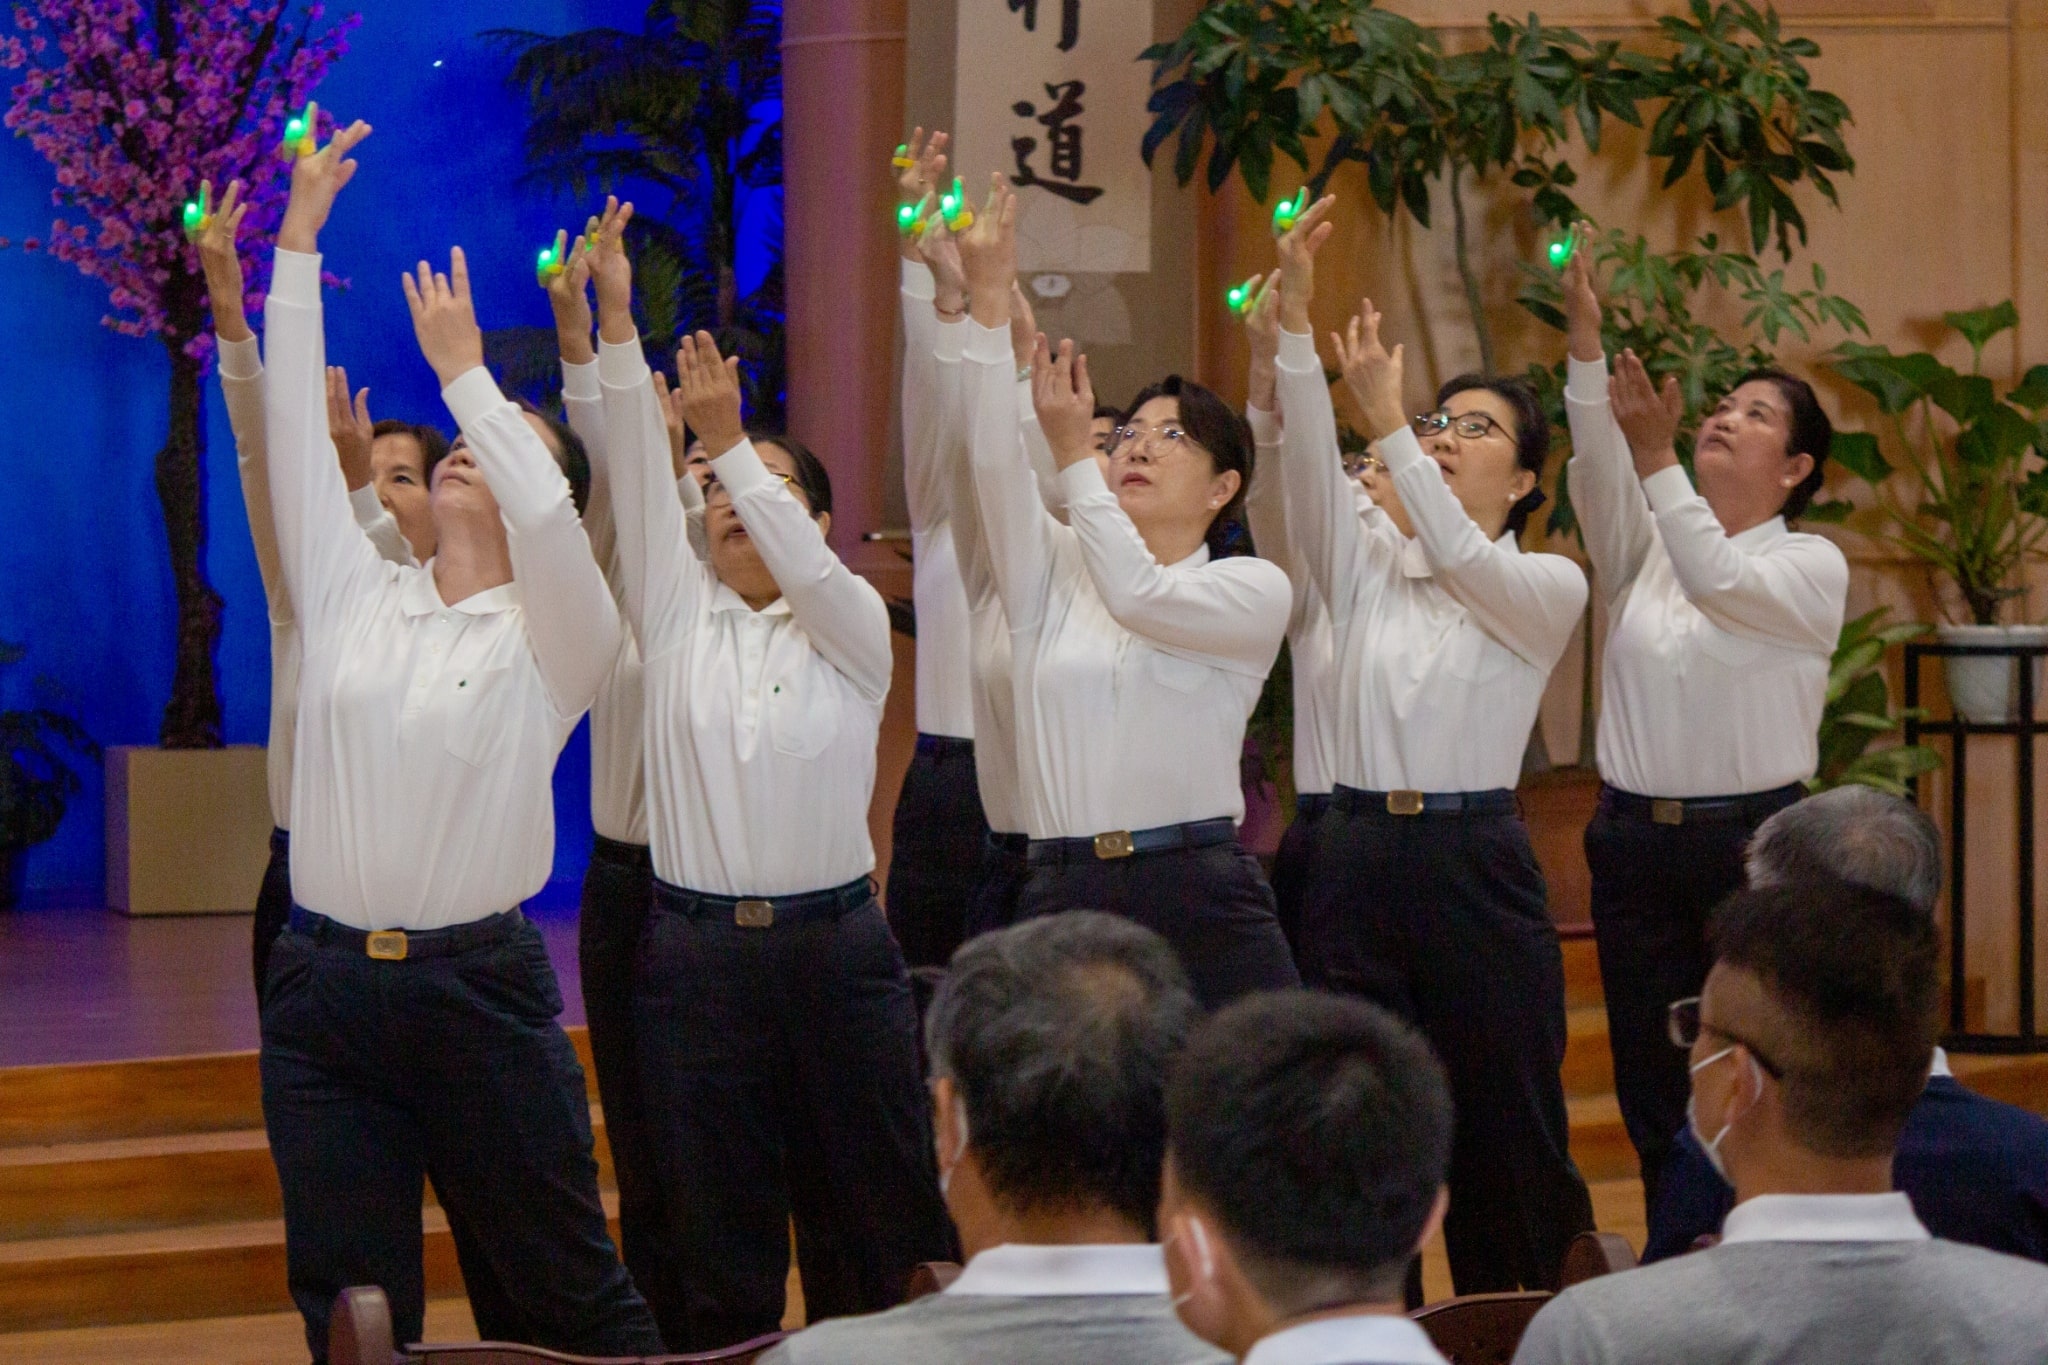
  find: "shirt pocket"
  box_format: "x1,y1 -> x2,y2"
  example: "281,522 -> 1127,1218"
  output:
768,671 -> 838,760
1146,647 -> 1211,694
1441,626 -> 1512,684
441,665 -> 515,769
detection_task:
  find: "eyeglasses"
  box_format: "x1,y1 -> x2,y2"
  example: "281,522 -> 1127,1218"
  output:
1110,421 -> 1195,457
1412,409 -> 1509,442
1667,996 -> 1784,1079
703,471 -> 796,503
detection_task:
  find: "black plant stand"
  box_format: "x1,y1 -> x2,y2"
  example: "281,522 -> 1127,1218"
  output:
1905,640 -> 2048,1053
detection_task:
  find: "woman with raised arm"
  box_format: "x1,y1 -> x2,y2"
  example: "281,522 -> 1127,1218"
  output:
1270,198 -> 1594,1295
589,208 -> 951,1351
196,181 -> 440,1003
1558,230 -> 1847,1210
954,177 -> 1298,1009
256,120 -> 660,1362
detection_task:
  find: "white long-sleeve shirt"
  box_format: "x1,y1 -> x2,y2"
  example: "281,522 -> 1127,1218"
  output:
264,249 -> 620,931
600,338 -> 891,895
1275,328 -> 1586,793
965,321 -> 1290,839
561,357 -> 704,846
220,336 -> 415,831
1565,356 -> 1848,796
902,262 -> 975,740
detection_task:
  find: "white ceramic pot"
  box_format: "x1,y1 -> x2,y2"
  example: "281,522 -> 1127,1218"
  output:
1937,623 -> 2048,725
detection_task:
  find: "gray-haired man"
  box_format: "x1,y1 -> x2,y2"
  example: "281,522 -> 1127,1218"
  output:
759,912 -> 1227,1365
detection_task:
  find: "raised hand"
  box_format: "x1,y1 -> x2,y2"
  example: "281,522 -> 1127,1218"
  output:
917,216 -> 969,318
1611,349 -> 1683,480
1275,193 -> 1336,335
1239,271 -> 1280,413
402,249 -> 486,389
326,365 -> 375,491
1333,298 -> 1407,442
956,174 -> 1018,329
896,128 -> 948,261
589,197 -> 637,346
194,179 -> 253,343
650,369 -> 691,480
1031,336 -> 1097,471
1562,220 -> 1602,363
541,226 -> 596,364
675,331 -> 746,459
277,104 -> 372,254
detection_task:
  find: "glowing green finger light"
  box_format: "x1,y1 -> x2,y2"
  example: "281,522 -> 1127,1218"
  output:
279,107 -> 317,161
181,184 -> 211,242
1270,188 -> 1308,236
939,176 -> 974,232
1226,277 -> 1257,316
536,241 -> 565,286
1547,225 -> 1579,270
896,199 -> 923,236
891,142 -> 916,170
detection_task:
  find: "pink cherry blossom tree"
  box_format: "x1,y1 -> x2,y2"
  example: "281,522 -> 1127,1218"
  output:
3,1 -> 355,747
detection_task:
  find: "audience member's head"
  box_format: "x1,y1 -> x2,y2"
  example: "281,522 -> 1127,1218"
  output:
1160,991 -> 1452,1358
1687,880 -> 1941,1196
925,912 -> 1198,1250
1746,785 -> 1942,913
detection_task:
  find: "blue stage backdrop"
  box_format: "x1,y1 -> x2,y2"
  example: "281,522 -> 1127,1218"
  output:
0,1 -> 781,908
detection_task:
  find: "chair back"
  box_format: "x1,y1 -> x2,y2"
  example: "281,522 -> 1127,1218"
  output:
902,1261 -> 963,1302
1410,1290 -> 1552,1365
1559,1230 -> 1637,1286
330,1287 -> 398,1365
405,1331 -> 792,1365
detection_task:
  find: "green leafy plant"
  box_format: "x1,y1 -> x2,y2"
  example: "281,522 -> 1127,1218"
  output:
1822,303 -> 2048,625
1810,609 -> 1940,795
1142,0 -> 1852,371
0,641 -> 99,902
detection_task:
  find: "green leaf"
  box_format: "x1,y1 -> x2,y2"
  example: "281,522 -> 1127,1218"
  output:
2006,364 -> 2048,412
1801,498 -> 1853,523
1943,301 -> 2018,353
1829,430 -> 1892,483
1927,372 -> 1994,426
1955,402 -> 2037,468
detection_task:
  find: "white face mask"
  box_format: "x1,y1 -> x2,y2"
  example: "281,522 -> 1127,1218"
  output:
938,1097 -> 971,1198
1686,1045 -> 1762,1183
1164,1216 -> 1214,1310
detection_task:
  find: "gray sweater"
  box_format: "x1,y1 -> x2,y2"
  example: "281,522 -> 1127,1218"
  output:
1513,1238 -> 2048,1365
757,1292 -> 1231,1365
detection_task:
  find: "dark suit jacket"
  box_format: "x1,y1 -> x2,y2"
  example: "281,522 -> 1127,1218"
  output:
1644,1075 -> 2048,1263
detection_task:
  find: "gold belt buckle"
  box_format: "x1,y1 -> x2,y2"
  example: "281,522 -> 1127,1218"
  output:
734,899 -> 775,928
1093,830 -> 1135,860
1651,799 -> 1685,827
1386,790 -> 1425,817
365,930 -> 409,961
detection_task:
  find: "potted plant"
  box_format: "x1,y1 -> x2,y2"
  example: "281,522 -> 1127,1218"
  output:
1810,610 -> 1940,795
1823,303 -> 2048,723
0,641 -> 99,911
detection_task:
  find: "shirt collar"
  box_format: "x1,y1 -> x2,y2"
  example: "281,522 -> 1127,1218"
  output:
944,1243 -> 1169,1297
707,580 -> 794,617
400,565 -> 518,618
1730,515 -> 1789,550
1929,1046 -> 1952,1079
1243,1315 -> 1448,1365
1169,543 -> 1212,571
1721,1192 -> 1929,1246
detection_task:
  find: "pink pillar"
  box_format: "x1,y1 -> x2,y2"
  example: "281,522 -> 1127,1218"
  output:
782,0 -> 907,561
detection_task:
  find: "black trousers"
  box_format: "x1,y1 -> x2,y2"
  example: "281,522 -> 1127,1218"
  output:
577,835 -> 686,1348
1585,783 -> 1803,1209
1269,792 -> 1330,958
1300,796 -> 1593,1293
963,832 -> 1031,942
253,826 -> 293,1004
1014,840 -> 1300,1010
260,908 -> 660,1363
886,735 -> 992,969
632,879 -> 955,1351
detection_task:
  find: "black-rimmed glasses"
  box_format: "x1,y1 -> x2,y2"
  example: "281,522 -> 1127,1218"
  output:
1667,996 -> 1784,1079
1412,409 -> 1508,442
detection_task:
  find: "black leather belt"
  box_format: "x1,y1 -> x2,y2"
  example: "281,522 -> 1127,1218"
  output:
1027,817 -> 1237,866
1599,783 -> 1804,828
653,876 -> 872,928
287,905 -> 523,962
590,834 -> 653,870
1332,785 -> 1518,817
1296,792 -> 1333,820
986,831 -> 1031,857
914,733 -> 975,761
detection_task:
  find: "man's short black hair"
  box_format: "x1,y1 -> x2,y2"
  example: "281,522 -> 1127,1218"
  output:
1435,373 -> 1551,539
1168,991 -> 1452,1307
370,418 -> 451,482
1730,367 -> 1832,521
1119,375 -> 1255,558
927,912 -> 1197,1234
514,399 -> 591,516
1708,880 -> 1940,1158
